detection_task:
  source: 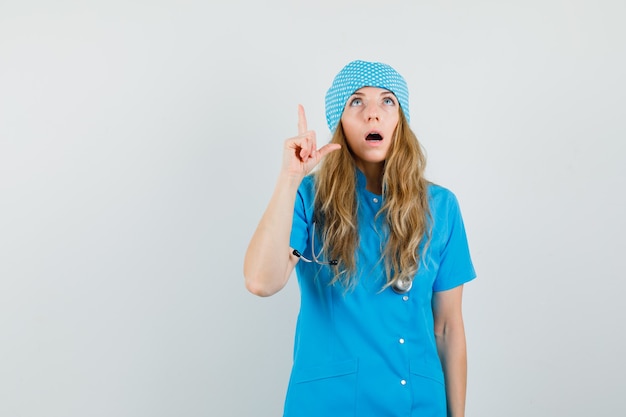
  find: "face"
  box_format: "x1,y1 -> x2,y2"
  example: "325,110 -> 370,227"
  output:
340,87 -> 400,170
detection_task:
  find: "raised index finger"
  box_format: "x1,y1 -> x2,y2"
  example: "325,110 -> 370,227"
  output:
297,104 -> 308,135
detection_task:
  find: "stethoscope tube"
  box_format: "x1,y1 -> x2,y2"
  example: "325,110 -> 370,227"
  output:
293,222 -> 413,294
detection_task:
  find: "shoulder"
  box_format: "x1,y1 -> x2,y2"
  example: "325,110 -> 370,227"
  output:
427,182 -> 460,211
426,182 -> 468,232
298,174 -> 316,197
300,173 -> 315,189
294,174 -> 316,209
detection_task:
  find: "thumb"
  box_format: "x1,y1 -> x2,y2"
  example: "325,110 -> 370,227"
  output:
317,143 -> 342,159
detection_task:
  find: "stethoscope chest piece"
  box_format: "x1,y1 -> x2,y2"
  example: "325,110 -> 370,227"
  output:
392,278 -> 413,294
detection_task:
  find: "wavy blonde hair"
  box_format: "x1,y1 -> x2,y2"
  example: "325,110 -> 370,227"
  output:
313,111 -> 431,290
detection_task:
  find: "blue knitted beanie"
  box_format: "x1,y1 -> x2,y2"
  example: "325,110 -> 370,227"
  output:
325,60 -> 410,132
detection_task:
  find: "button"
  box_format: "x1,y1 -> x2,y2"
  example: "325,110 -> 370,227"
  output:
400,379 -> 407,385
402,295 -> 409,301
372,197 -> 379,203
399,338 -> 405,344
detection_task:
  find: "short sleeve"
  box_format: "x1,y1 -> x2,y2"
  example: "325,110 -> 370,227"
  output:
289,176 -> 315,252
431,190 -> 476,292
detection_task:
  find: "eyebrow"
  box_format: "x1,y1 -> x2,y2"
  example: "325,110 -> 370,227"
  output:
350,90 -> 395,97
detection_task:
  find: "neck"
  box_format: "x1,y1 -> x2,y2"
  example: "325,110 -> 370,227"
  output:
357,162 -> 384,194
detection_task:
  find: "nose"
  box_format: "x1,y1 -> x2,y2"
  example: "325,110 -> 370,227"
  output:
366,103 -> 379,121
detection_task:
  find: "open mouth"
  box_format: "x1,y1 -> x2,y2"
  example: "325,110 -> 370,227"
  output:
366,133 -> 383,141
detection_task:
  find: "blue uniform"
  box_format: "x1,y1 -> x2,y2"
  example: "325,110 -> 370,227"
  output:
286,170 -> 476,417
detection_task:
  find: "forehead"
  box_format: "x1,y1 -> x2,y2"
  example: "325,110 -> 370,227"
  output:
350,86 -> 394,96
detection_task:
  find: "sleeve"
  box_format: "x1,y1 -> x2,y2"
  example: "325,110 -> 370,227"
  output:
289,176 -> 313,253
432,191 -> 477,292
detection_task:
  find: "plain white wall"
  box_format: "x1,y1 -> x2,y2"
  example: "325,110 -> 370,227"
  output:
1,1 -> 624,416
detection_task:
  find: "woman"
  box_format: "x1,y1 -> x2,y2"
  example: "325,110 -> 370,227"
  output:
244,60 -> 476,417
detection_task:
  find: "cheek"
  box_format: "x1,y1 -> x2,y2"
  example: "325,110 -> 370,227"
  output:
341,118 -> 360,137
385,117 -> 399,135
387,112 -> 400,129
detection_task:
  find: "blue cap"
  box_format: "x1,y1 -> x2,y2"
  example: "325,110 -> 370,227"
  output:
325,60 -> 410,132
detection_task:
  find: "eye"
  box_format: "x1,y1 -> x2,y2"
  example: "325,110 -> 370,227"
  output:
349,97 -> 363,106
382,96 -> 396,106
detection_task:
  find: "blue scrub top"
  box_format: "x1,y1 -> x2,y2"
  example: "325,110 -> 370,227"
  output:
286,170 -> 476,417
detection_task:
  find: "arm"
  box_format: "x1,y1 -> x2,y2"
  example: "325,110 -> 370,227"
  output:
243,105 -> 340,297
432,285 -> 467,417
243,173 -> 301,297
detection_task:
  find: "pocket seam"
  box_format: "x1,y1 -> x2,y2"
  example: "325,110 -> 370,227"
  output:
293,359 -> 358,384
409,360 -> 444,385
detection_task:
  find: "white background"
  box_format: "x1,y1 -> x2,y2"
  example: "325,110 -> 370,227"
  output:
1,1 -> 624,416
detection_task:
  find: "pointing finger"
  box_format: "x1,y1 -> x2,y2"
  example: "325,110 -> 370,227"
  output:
297,104 -> 308,135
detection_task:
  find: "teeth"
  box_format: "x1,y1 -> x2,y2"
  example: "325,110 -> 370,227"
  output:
366,133 -> 382,141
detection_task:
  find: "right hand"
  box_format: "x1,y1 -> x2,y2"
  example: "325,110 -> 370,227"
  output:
282,105 -> 341,178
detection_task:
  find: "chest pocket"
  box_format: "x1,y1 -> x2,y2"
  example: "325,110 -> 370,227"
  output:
284,359 -> 358,417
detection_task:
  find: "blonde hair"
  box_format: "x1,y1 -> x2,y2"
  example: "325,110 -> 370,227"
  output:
313,111 -> 431,290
